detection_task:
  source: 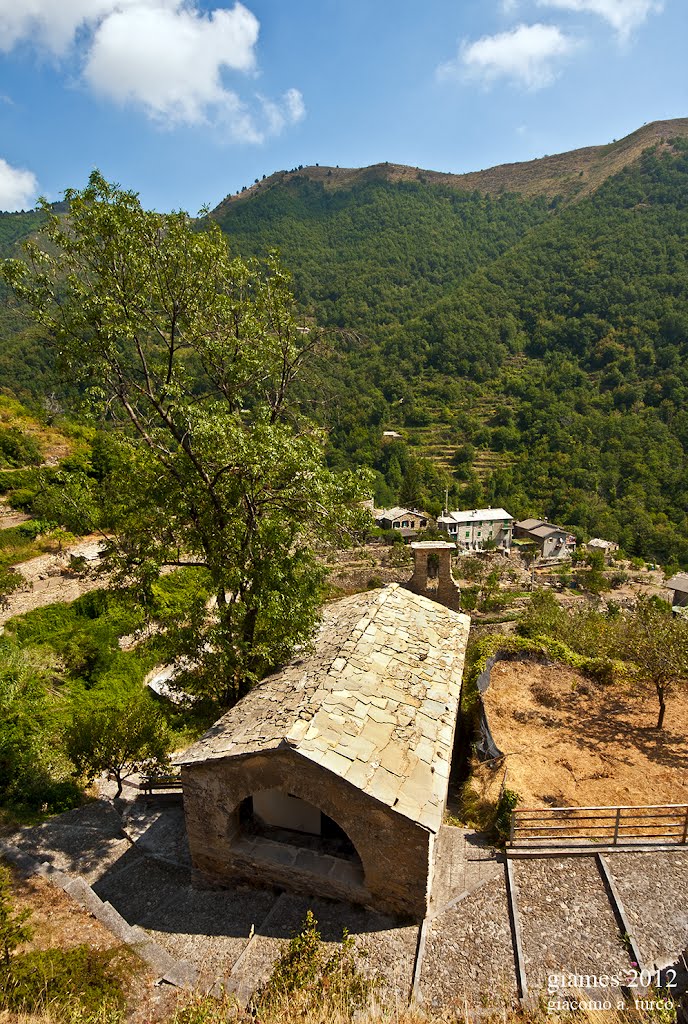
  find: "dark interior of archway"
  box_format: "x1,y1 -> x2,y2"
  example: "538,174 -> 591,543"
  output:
239,796 -> 361,864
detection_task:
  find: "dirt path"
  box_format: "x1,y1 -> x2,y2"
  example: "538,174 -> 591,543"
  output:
0,537 -> 109,626
0,497 -> 31,529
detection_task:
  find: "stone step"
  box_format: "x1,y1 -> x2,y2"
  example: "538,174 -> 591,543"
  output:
9,821 -> 132,884
419,864 -> 517,1013
603,849 -> 688,970
225,891 -> 418,1008
512,855 -> 632,994
140,883 -> 277,982
92,852 -> 190,926
429,825 -> 501,915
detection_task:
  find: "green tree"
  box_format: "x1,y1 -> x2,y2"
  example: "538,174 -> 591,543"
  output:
0,567 -> 23,612
65,693 -> 171,798
2,172 -> 370,704
0,642 -> 75,811
0,866 -> 32,967
622,597 -> 688,729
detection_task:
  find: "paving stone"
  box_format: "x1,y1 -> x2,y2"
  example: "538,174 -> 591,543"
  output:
93,852 -> 190,925
421,868 -> 517,1011
604,850 -> 688,967
142,884 -> 277,979
514,856 -> 631,992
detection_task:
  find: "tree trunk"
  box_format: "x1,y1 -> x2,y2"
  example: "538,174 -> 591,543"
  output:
655,681 -> 666,729
114,770 -> 123,799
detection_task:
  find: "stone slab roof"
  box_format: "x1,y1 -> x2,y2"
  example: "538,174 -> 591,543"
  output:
439,507 -> 512,525
375,507 -> 430,523
177,584 -> 470,834
515,518 -> 545,531
667,573 -> 688,594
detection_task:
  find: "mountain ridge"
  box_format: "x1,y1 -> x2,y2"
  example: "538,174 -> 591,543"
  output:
213,117 -> 688,214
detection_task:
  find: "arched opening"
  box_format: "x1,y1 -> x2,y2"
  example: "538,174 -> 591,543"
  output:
238,791 -> 362,867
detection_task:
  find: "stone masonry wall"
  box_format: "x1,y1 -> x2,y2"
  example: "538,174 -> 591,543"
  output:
182,749 -> 432,919
405,546 -> 461,611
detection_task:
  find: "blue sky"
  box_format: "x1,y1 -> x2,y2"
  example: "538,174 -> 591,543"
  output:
0,0 -> 685,213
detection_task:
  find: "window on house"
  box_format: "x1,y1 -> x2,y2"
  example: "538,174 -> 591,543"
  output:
393,523 -> 400,528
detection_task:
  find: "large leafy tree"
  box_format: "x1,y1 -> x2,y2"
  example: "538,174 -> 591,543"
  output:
2,172 -> 370,704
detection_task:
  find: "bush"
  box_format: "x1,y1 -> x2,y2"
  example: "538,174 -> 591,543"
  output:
253,910 -> 376,1017
0,427 -> 42,469
494,787 -> 519,844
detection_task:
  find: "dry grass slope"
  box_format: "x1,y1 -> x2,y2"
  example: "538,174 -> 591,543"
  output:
215,118 -> 688,210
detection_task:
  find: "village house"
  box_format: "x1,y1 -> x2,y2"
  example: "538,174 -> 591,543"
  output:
437,507 -> 513,552
586,537 -> 619,560
666,572 -> 688,609
177,583 -> 470,920
374,505 -> 432,537
513,518 -> 576,560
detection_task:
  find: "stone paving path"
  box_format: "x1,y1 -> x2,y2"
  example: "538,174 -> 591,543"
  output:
605,849 -> 688,968
513,856 -> 632,992
3,798 -> 687,1012
421,866 -> 517,1013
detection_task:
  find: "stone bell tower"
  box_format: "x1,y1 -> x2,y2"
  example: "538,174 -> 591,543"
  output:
404,541 -> 461,611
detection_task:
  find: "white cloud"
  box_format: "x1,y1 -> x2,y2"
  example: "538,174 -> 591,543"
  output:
0,158 -> 38,211
0,0 -> 176,56
439,23 -> 577,90
535,0 -> 663,40
84,4 -> 259,127
259,88 -> 306,137
0,0 -> 304,137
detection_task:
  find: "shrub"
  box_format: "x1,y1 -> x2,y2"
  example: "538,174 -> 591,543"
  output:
17,519 -> 57,540
254,910 -> 376,1017
494,788 -> 519,844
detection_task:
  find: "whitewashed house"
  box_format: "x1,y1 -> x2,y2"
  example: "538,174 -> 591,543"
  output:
437,507 -> 513,552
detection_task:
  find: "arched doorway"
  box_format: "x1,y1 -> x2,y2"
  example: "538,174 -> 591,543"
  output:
238,790 -> 363,870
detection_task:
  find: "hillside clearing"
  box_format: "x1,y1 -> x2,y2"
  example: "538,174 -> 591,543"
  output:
476,658 -> 688,810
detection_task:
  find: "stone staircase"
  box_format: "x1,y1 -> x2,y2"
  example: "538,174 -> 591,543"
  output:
415,848 -> 688,1015
2,800 -> 686,1014
0,800 -> 418,1005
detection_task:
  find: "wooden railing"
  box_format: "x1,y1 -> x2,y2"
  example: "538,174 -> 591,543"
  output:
509,803 -> 688,848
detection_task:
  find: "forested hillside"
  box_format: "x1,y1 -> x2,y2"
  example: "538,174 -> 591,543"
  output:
1,120 -> 688,565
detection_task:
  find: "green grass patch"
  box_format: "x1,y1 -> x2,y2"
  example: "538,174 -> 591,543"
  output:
0,945 -> 132,1017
